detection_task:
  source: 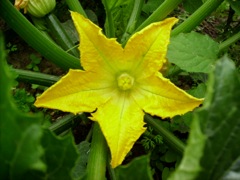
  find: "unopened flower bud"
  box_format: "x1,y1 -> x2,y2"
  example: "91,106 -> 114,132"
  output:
14,0 -> 29,13
14,0 -> 56,18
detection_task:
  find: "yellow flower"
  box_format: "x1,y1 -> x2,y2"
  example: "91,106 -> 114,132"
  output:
35,12 -> 203,168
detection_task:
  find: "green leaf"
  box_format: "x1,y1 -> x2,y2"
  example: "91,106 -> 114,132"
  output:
226,0 -> 240,15
0,33 -> 46,179
169,56 -> 240,180
115,155 -> 153,180
167,32 -> 219,73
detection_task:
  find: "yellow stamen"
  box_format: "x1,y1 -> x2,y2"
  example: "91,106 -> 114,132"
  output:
117,73 -> 134,90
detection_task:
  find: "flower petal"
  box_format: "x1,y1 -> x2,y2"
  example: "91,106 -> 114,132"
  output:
34,69 -> 114,114
91,91 -> 146,168
133,73 -> 203,118
124,18 -> 178,78
71,12 -> 123,73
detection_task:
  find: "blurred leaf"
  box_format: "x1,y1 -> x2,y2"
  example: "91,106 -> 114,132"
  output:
0,33 -> 79,180
115,155 -> 153,180
167,32 -> 219,73
183,0 -> 203,14
164,150 -> 178,163
169,56 -> 240,180
0,33 -> 46,179
39,130 -> 79,180
226,0 -> 240,15
222,157 -> 240,180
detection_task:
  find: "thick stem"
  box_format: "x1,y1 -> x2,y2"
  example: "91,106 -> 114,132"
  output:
144,114 -> 185,155
49,114 -> 76,135
136,0 -> 183,32
12,68 -> 59,87
65,0 -> 87,17
172,0 -> 224,36
87,123 -> 108,180
0,0 -> 80,70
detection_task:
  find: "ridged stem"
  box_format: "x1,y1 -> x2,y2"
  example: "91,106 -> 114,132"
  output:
49,114 -> 76,135
87,123 -> 107,180
0,0 -> 80,70
135,0 -> 183,32
65,0 -> 87,17
172,0 -> 224,36
144,114 -> 185,155
12,68 -> 59,87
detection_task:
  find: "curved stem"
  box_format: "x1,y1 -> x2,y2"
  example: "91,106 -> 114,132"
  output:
0,0 -> 80,70
172,0 -> 224,36
87,123 -> 108,180
144,114 -> 185,155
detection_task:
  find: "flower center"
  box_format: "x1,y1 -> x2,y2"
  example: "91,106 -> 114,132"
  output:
117,73 -> 134,90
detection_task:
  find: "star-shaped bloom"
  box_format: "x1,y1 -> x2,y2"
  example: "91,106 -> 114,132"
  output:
35,12 -> 203,168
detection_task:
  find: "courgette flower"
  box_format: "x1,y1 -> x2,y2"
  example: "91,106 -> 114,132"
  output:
35,12 -> 203,168
14,0 -> 56,17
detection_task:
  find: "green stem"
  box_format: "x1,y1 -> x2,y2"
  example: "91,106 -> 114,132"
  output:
102,0 -> 115,38
65,0 -> 87,17
219,31 -> 240,51
135,0 -> 183,32
31,16 -> 53,41
0,0 -> 80,70
12,68 -> 59,87
171,0 -> 224,36
121,0 -> 144,43
45,13 -> 79,57
87,123 -> 108,180
144,114 -> 185,155
49,114 -> 76,135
